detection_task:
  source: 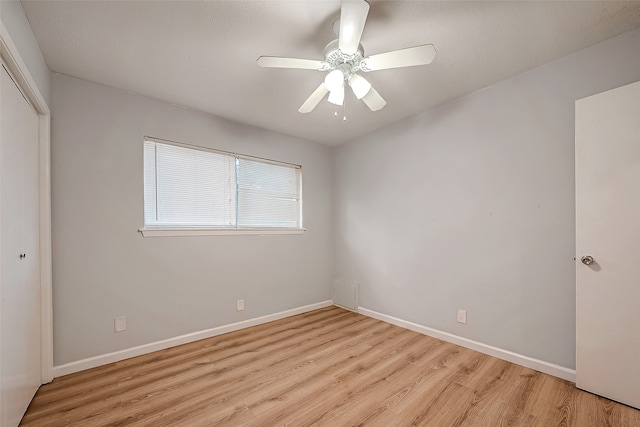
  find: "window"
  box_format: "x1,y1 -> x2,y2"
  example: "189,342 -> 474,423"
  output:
142,138 -> 303,236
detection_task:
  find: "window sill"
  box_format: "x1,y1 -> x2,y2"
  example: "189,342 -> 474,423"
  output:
139,227 -> 305,237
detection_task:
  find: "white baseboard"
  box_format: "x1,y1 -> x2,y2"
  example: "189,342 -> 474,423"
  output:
358,306 -> 576,382
53,300 -> 333,378
53,301 -> 576,383
333,302 -> 358,313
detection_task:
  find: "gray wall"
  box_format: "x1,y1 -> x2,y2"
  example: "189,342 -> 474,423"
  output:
0,0 -> 50,104
334,28 -> 640,370
18,3 -> 640,371
51,74 -> 333,365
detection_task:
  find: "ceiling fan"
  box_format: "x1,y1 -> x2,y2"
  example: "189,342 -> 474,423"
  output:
256,0 -> 436,114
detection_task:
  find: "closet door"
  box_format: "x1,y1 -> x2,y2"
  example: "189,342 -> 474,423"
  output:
1,64 -> 41,426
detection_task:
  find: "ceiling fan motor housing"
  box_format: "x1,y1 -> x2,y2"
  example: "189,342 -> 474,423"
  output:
323,39 -> 366,80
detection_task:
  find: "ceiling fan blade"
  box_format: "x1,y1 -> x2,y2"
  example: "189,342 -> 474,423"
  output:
257,56 -> 324,70
299,83 -> 330,113
339,0 -> 370,55
363,44 -> 436,71
361,86 -> 386,111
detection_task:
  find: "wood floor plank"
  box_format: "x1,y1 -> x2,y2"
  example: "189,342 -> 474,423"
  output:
100,315 -> 381,426
254,332 -> 440,426
106,313 -> 386,426
20,306 -> 640,426
299,338 -> 451,425
25,308 -> 365,424
30,307 -> 351,413
143,322 -> 413,426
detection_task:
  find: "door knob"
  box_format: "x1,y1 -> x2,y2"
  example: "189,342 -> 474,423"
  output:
581,255 -> 594,265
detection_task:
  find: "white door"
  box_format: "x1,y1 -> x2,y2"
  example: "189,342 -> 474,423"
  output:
1,64 -> 42,426
575,80 -> 640,409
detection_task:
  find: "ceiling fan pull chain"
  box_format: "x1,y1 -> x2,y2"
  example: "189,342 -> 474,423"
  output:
343,98 -> 347,121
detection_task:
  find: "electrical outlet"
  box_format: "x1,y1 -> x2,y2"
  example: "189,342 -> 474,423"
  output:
237,299 -> 245,311
457,309 -> 467,324
114,316 -> 127,332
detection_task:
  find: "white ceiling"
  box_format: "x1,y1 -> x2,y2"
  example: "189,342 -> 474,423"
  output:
21,1 -> 640,146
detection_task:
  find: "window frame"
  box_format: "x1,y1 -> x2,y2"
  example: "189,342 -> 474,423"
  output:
139,137 -> 304,237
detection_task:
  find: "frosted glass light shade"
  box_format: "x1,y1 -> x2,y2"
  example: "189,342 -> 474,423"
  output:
327,86 -> 345,106
324,70 -> 345,93
349,73 -> 372,99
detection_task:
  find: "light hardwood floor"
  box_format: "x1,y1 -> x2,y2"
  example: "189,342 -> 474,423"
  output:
21,306 -> 639,426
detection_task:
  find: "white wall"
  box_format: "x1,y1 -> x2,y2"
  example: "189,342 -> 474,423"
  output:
334,28 -> 640,370
0,0 -> 50,104
50,74 -> 333,366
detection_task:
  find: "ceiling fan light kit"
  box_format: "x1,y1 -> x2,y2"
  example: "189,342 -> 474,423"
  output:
349,73 -> 372,99
324,69 -> 345,93
257,0 -> 436,114
327,85 -> 345,106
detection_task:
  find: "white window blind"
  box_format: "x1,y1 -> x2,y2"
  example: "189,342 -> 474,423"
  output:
237,158 -> 301,228
143,138 -> 302,231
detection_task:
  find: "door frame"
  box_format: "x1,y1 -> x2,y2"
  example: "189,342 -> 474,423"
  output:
1,22 -> 53,384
